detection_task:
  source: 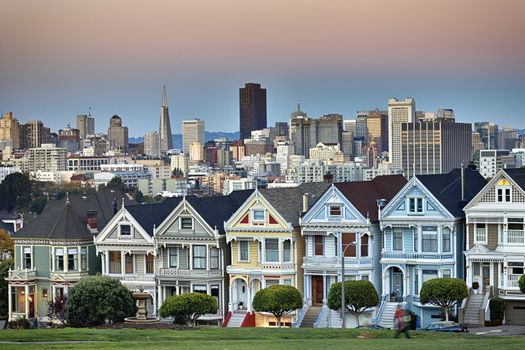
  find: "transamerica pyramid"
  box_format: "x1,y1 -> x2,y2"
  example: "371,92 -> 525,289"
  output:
159,85 -> 173,153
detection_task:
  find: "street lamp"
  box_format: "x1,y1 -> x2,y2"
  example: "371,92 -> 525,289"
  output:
340,236 -> 356,329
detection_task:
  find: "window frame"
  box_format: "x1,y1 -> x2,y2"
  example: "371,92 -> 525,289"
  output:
55,248 -> 64,271
252,209 -> 265,223
80,246 -> 88,271
421,226 -> 438,253
145,253 -> 154,274
329,205 -> 342,217
283,240 -> 291,262
408,197 -> 423,214
442,228 -> 451,253
180,217 -> 193,230
118,223 -> 132,237
474,223 -> 488,244
108,251 -> 121,274
393,228 -> 403,251
210,247 -> 220,269
67,247 -> 78,271
265,238 -> 279,263
314,236 -> 324,256
192,245 -> 207,270
23,247 -> 32,269
124,253 -> 134,274
360,234 -> 369,257
238,240 -> 249,262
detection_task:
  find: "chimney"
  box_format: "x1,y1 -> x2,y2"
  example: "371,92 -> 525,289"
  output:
461,162 -> 465,202
302,193 -> 309,213
86,210 -> 97,230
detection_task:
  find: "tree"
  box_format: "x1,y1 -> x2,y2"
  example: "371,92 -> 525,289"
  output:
66,275 -> 136,327
0,259 -> 14,318
47,294 -> 68,325
0,229 -> 14,260
519,275 -> 525,294
0,172 -> 32,212
327,280 -> 379,327
252,285 -> 303,328
160,292 -> 218,326
135,191 -> 144,204
30,196 -> 48,214
106,176 -> 126,192
419,278 -> 468,321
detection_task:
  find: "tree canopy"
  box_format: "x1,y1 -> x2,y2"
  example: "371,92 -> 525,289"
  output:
0,172 -> 32,212
519,275 -> 525,294
252,285 -> 303,328
420,278 -> 468,321
0,259 -> 14,318
105,176 -> 126,192
160,292 -> 218,326
327,280 -> 379,327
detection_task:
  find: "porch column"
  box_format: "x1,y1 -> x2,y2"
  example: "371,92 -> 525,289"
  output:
465,260 -> 472,288
157,285 -> 162,309
503,260 -> 508,289
246,279 -> 252,311
322,275 -> 327,304
105,252 -> 109,275
303,274 -> 308,304
490,262 -> 494,287
120,252 -> 125,275
24,285 -> 29,318
206,245 -> 210,271
403,272 -> 408,299
7,285 -> 12,321
228,280 -> 233,312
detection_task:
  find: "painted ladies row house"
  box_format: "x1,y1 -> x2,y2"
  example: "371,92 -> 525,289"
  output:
462,168 -> 525,326
94,190 -> 252,323
6,190 -> 131,322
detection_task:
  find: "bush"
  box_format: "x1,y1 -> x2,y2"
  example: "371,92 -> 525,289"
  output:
8,316 -> 30,329
405,309 -> 418,330
0,259 -> 14,318
420,278 -> 468,322
252,285 -> 302,328
47,294 -> 67,325
519,275 -> 525,294
327,280 -> 379,327
489,297 -> 505,322
160,292 -> 218,326
66,275 -> 136,327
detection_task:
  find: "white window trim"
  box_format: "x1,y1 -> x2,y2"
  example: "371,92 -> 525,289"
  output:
169,247 -> 178,268
179,217 -> 194,230
238,240 -> 250,262
392,228 -> 403,251
407,197 -> 424,215
118,222 -> 133,238
124,253 -> 135,274
144,253 -> 155,275
328,205 -> 342,217
282,239 -> 292,262
80,246 -> 88,271
264,238 -> 281,263
496,186 -> 512,203
66,247 -> 79,272
22,246 -> 32,270
251,208 -> 266,223
54,247 -> 65,272
474,224 -> 488,245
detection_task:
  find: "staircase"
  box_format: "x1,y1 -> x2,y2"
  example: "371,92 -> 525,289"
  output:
226,311 -> 246,327
299,306 -> 322,327
377,302 -> 398,329
463,293 -> 484,326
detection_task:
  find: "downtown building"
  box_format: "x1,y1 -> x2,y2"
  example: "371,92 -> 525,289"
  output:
159,85 -> 173,153
290,111 -> 343,158
76,114 -> 95,139
388,97 -> 416,170
239,83 -> 267,141
182,119 -> 205,156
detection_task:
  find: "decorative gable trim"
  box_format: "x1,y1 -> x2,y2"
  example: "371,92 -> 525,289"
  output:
464,169 -> 525,210
94,207 -> 152,244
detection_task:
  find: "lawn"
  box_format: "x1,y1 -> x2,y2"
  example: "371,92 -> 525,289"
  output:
0,327 -> 523,350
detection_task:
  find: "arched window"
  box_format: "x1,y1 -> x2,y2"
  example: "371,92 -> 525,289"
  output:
360,234 -> 369,257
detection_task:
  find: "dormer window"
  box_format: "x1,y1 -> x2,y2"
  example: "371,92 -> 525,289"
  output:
496,179 -> 511,202
252,209 -> 265,222
329,205 -> 342,216
408,197 -> 423,214
119,224 -> 131,236
180,217 -> 193,230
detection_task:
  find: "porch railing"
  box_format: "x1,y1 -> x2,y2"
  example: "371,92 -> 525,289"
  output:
507,230 -> 525,244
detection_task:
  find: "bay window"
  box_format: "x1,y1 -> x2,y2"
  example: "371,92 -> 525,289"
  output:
192,245 -> 206,269
422,226 -> 438,252
265,239 -> 279,262
67,248 -> 78,271
55,248 -> 64,271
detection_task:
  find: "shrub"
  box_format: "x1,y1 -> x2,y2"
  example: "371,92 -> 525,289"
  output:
327,280 -> 379,327
160,292 -> 218,326
66,275 -> 136,327
47,294 -> 67,325
518,275 -> 525,294
252,285 -> 302,328
405,309 -> 418,329
489,297 -> 505,322
420,278 -> 468,322
0,259 -> 14,318
9,316 -> 30,329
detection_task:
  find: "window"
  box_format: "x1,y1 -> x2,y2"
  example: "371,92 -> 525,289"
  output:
360,234 -> 369,257
265,279 -> 279,287
423,269 -> 438,283
442,269 -> 452,278
211,284 -> 220,305
119,224 -> 131,236
314,236 -> 324,256
393,228 -> 403,251
329,205 -> 342,216
145,253 -> 154,274
283,240 -> 291,262
408,197 -> 423,213
475,223 -> 487,243
55,248 -> 64,271
169,247 -> 178,268
265,239 -> 279,262
442,228 -> 451,252
179,248 -> 189,269
283,279 -> 292,286
181,218 -> 193,229
193,285 -> 207,294
23,247 -> 31,269
422,226 -> 438,252
238,241 -> 249,262
342,233 -> 356,257
67,248 -> 78,271
210,247 -> 219,269
413,229 -> 419,252
125,253 -> 134,274
109,251 -> 121,274
361,275 -> 369,281
497,187 -> 511,202
193,245 -> 206,269
415,270 -> 419,295
80,247 -> 87,270
252,209 -> 265,222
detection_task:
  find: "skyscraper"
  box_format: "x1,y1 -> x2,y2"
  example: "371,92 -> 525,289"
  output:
144,131 -> 161,157
77,113 -> 95,139
20,120 -> 50,149
388,97 -> 416,169
290,110 -> 343,157
159,85 -> 173,153
0,112 -> 20,149
239,83 -> 267,141
107,114 -> 129,152
367,109 -> 388,153
474,122 -> 499,150
182,119 -> 205,155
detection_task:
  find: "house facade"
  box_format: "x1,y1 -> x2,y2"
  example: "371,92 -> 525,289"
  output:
299,175 -> 407,327
7,190 -> 127,322
463,168 -> 525,325
378,169 -> 486,327
225,183 -> 329,327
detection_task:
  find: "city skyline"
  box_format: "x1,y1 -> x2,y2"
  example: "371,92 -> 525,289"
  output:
1,0 -> 524,136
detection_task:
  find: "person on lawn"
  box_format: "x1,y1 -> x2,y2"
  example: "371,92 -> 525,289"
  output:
394,304 -> 411,339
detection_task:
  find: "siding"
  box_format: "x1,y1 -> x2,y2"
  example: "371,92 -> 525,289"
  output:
88,245 -> 101,274
468,224 -> 474,249
403,229 -> 413,252
370,224 -> 383,295
135,254 -> 145,275
34,245 -> 50,278
487,224 -> 498,250
294,229 -> 305,295
324,235 -> 337,258
385,229 -> 392,251
179,248 -> 189,269
37,283 -> 50,318
231,240 -> 259,267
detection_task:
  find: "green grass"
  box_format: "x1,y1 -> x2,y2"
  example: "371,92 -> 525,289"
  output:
0,327 -> 523,350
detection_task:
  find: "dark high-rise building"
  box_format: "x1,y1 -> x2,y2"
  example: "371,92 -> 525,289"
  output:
474,122 -> 499,150
239,83 -> 267,141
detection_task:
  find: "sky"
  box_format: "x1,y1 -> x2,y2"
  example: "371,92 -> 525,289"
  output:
1,0 -> 524,136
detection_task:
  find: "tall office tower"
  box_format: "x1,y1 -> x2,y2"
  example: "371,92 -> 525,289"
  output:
317,114 -> 343,145
58,125 -> 80,152
0,112 -> 21,149
388,97 -> 416,169
474,122 -> 499,150
290,111 -> 343,157
239,83 -> 267,141
77,114 -> 95,139
274,122 -> 289,138
107,114 -> 129,152
159,85 -> 173,153
144,131 -> 161,157
472,132 -> 485,160
401,114 -> 472,177
367,109 -> 388,153
355,111 -> 369,142
341,131 -> 354,161
182,119 -> 205,156
500,126 -> 517,150
20,120 -> 50,149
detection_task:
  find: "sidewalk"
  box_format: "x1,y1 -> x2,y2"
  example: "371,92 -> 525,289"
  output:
468,325 -> 525,336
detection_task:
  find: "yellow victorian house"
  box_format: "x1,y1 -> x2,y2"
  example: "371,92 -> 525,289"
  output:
224,183 -> 329,327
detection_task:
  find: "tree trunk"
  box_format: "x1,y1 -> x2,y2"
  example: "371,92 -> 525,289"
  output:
277,315 -> 282,328
355,313 -> 360,327
444,307 -> 449,321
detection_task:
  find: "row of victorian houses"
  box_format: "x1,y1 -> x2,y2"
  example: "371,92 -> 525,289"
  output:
6,168 -> 525,327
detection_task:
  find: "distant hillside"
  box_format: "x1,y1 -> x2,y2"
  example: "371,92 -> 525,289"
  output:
129,131 -> 239,149
518,129 -> 525,136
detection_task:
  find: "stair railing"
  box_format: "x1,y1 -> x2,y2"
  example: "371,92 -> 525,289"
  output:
293,304 -> 308,328
371,294 -> 388,325
313,305 -> 329,328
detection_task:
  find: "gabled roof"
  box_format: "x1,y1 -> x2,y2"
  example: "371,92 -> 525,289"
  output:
503,168 -> 525,191
417,168 -> 487,218
260,182 -> 331,227
13,189 -> 133,240
0,219 -> 12,233
335,175 -> 407,222
125,190 -> 254,236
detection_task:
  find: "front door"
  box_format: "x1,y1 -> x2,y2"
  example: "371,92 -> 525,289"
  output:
391,267 -> 403,301
482,263 -> 491,290
312,276 -> 324,305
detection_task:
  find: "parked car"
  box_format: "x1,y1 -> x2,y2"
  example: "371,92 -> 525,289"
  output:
424,321 -> 468,333
356,324 -> 386,330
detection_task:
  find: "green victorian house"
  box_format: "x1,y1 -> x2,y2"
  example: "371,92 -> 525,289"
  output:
6,190 -> 130,322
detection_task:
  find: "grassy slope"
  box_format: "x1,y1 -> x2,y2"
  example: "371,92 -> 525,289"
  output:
0,328 -> 523,350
